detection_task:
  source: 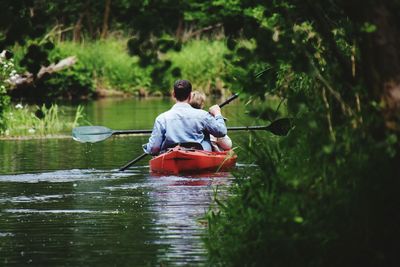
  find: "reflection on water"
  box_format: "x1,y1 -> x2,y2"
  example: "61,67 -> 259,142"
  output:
0,98 -> 244,265
147,174 -> 231,264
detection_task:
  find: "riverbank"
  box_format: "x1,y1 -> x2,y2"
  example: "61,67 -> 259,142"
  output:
0,134 -> 71,140
9,38 -> 229,99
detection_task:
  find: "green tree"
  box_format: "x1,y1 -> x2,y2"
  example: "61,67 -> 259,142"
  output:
205,1 -> 400,266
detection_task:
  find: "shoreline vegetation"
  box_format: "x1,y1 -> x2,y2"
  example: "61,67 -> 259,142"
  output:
9,37 -> 229,100
1,103 -> 84,137
2,37 -> 230,137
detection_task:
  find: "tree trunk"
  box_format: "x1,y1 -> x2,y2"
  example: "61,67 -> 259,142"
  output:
359,4 -> 400,130
101,0 -> 111,39
73,15 -> 84,42
73,1 -> 91,42
175,18 -> 184,40
85,10 -> 95,39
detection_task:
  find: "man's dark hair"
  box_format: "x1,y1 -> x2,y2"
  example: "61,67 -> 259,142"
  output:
173,80 -> 192,101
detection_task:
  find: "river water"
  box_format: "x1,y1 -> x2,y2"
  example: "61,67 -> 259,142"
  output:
0,98 -> 246,266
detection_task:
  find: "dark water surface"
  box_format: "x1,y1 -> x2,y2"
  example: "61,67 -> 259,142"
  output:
0,98 -> 245,266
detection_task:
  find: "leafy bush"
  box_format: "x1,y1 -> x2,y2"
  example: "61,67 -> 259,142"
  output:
9,37 -> 229,101
206,109 -> 400,266
166,39 -> 228,94
204,2 -> 400,266
9,41 -> 96,100
38,61 -> 95,99
52,38 -> 228,95
54,39 -> 151,93
0,53 -> 14,131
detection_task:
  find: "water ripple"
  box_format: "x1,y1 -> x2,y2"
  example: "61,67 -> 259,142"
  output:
3,209 -> 120,214
0,168 -> 234,265
0,169 -> 135,183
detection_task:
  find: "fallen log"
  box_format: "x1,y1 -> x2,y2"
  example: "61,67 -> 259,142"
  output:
0,50 -> 13,60
8,56 -> 77,87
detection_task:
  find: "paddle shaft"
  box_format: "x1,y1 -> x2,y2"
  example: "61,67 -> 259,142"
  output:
113,117 -> 292,136
227,125 -> 269,131
118,153 -> 148,171
218,93 -> 239,108
113,129 -> 152,135
113,125 -> 271,135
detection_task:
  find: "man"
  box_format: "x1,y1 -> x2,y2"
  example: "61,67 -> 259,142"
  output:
143,79 -> 227,155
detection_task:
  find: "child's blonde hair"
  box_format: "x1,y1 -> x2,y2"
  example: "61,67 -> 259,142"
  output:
190,91 -> 206,109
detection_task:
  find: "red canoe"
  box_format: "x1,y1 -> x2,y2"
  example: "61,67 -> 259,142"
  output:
150,146 -> 237,175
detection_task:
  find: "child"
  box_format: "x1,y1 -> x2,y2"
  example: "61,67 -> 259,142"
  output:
190,91 -> 232,152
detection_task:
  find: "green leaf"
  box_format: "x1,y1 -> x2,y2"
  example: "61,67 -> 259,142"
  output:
361,22 -> 377,33
294,216 -> 304,224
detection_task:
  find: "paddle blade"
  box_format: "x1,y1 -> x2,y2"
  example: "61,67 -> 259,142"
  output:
266,118 -> 293,136
72,126 -> 114,143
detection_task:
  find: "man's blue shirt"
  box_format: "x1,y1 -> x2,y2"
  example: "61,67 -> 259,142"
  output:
143,102 -> 227,155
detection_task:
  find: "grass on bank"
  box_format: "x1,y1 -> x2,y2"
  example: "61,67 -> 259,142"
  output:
2,104 -> 84,137
54,39 -> 152,93
57,38 -> 229,95
11,37 -> 229,96
166,39 -> 228,94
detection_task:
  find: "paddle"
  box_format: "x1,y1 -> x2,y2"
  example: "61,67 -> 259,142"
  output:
73,116 -> 292,144
72,93 -> 240,144
118,93 -> 240,171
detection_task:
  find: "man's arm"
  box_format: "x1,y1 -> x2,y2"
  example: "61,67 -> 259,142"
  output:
142,117 -> 165,155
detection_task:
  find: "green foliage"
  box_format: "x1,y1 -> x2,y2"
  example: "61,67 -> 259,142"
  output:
39,62 -> 95,100
50,38 -> 228,95
207,114 -> 400,266
0,0 -> 47,47
204,1 -> 400,266
9,42 -> 95,100
165,39 -> 228,93
54,39 -> 151,93
20,41 -> 54,75
360,22 -> 377,33
0,54 -> 13,131
0,85 -> 10,131
9,36 -> 229,100
0,0 -> 242,99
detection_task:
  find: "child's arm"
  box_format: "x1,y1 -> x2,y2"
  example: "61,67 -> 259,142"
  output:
215,135 -> 232,151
